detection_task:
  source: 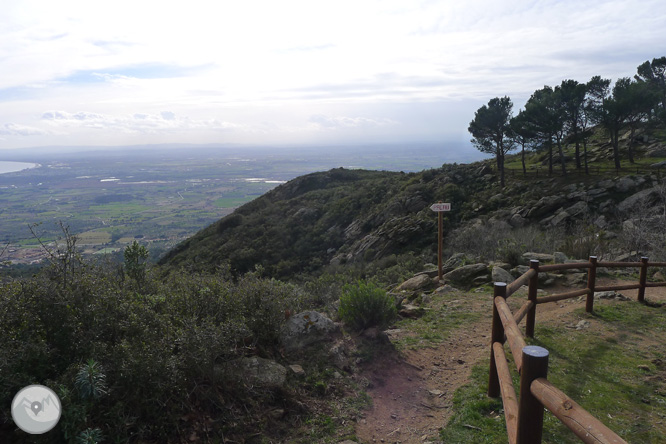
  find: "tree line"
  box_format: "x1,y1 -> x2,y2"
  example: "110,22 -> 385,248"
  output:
468,57 -> 666,187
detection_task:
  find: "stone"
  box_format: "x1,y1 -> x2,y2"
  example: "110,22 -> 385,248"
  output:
397,273 -> 433,291
614,176 -> 637,193
399,304 -> 425,318
230,357 -> 287,389
527,195 -> 566,219
491,266 -> 514,284
522,252 -> 555,262
509,213 -> 528,227
443,263 -> 490,288
618,187 -> 660,213
289,364 -> 305,376
553,252 -> 568,263
575,320 -> 590,330
435,284 -> 455,294
442,253 -> 467,274
280,311 -> 340,352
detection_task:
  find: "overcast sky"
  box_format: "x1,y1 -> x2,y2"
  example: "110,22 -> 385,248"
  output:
0,0 -> 665,153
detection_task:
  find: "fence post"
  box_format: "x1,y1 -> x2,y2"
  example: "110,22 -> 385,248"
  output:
638,257 -> 649,303
516,345 -> 549,444
488,282 -> 507,398
526,260 -> 539,338
586,256 -> 597,313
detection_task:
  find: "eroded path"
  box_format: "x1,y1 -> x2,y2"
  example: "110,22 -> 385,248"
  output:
355,291 -> 492,444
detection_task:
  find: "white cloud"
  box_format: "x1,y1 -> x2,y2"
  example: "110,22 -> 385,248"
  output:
0,123 -> 47,136
41,110 -> 240,134
308,115 -> 398,130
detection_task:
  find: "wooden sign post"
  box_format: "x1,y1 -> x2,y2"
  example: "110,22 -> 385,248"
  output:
430,202 -> 451,281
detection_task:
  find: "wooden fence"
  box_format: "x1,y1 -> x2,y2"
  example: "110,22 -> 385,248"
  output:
488,256 -> 666,444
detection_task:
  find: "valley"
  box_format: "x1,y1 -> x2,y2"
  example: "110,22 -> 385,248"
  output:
0,143 -> 470,265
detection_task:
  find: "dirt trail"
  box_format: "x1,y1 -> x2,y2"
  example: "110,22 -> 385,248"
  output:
354,279 -> 666,444
355,294 -> 492,444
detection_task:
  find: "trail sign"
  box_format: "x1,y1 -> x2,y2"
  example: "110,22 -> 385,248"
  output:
431,202 -> 452,281
430,202 -> 451,212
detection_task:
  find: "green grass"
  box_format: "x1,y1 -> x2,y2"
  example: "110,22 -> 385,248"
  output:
440,300 -> 666,443
393,293 -> 481,351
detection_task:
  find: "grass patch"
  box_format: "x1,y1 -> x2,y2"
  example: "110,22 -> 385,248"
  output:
440,301 -> 666,443
393,294 -> 480,351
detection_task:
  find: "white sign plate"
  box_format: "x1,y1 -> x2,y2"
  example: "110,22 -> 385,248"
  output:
430,203 -> 451,212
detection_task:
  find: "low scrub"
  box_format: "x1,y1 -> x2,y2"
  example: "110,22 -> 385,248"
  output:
338,280 -> 397,331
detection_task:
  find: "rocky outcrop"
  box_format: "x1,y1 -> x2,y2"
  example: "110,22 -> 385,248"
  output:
280,311 -> 340,352
444,263 -> 490,288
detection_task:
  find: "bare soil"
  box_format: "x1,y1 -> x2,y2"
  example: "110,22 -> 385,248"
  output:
354,278 -> 666,444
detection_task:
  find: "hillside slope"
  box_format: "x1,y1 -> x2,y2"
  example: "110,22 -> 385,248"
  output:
160,129 -> 666,278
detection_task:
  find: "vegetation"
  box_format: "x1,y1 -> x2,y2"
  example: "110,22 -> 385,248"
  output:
471,56 -> 666,184
338,280 -> 397,331
441,300 -> 666,443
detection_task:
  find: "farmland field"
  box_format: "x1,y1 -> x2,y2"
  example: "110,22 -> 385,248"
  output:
0,142 -> 469,264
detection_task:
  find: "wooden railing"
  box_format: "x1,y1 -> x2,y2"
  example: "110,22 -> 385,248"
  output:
488,256 -> 666,444
504,164 -> 665,178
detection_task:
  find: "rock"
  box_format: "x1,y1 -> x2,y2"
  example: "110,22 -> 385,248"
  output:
435,284 -> 455,294
280,311 -> 340,352
509,213 -> 528,227
361,327 -> 390,343
595,291 -> 630,301
511,265 -> 530,277
637,364 -> 651,372
618,187 -> 660,213
397,273 -> 433,291
492,266 -> 514,284
230,357 -> 287,389
289,364 -> 305,377
553,252 -> 568,263
523,252 -> 555,262
527,195 -> 566,219
443,263 -> 490,288
575,320 -> 591,330
614,176 -> 638,193
442,253 -> 467,274
399,304 -> 426,318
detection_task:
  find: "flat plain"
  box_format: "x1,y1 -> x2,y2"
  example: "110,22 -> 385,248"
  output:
0,143 -> 468,264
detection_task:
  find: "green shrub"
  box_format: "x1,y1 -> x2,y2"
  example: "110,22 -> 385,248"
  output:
338,280 -> 396,330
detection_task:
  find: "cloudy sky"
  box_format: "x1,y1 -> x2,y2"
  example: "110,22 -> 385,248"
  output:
0,0 -> 664,153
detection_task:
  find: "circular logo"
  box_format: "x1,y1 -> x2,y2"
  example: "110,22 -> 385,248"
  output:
11,385 -> 61,434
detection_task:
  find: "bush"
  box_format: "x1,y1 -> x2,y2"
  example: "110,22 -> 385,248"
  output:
338,280 -> 396,331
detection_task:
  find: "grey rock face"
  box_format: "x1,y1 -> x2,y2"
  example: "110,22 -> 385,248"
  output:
280,311 -> 340,352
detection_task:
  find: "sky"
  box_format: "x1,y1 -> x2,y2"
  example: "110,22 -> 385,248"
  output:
0,0 -> 665,153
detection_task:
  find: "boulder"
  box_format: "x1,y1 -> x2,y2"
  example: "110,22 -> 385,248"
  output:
523,252 -> 555,263
527,195 -> 566,219
397,273 -> 433,291
442,253 -> 467,274
444,263 -> 490,288
492,266 -> 514,284
618,187 -> 660,213
229,357 -> 287,389
280,311 -> 340,352
399,304 -> 426,318
553,252 -> 568,263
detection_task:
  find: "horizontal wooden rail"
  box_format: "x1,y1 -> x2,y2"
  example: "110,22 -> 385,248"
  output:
646,281 -> 666,288
493,342 -> 518,444
596,261 -> 642,268
595,284 -> 641,292
495,296 -> 527,372
538,263 -> 591,272
506,268 -> 537,297
531,378 -> 628,444
649,261 -> 666,267
514,300 -> 534,325
537,288 -> 591,304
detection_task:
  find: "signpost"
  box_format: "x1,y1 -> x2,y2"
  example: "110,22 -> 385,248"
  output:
430,202 -> 451,281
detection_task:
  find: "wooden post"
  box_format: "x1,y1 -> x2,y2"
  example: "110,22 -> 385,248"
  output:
516,345 -> 549,444
586,256 -> 597,313
438,209 -> 443,281
638,257 -> 648,303
526,260 -> 539,338
488,282 -> 507,398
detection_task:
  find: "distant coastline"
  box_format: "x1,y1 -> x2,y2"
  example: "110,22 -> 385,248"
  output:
0,161 -> 39,174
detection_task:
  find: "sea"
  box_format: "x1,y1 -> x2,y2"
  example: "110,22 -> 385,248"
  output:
0,161 -> 38,174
